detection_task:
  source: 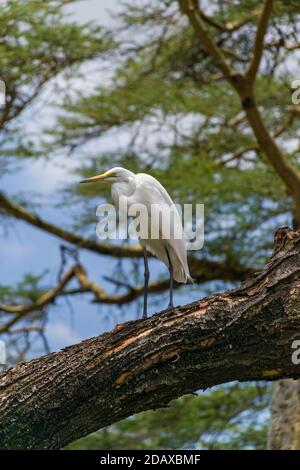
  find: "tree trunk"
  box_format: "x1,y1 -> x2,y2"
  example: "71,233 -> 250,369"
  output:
268,218 -> 300,450
268,380 -> 300,449
1,227 -> 300,450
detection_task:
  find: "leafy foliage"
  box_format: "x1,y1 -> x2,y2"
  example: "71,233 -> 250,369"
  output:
66,383 -> 269,450
0,0 -> 114,164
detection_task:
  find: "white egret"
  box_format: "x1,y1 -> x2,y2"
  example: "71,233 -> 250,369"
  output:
80,167 -> 192,317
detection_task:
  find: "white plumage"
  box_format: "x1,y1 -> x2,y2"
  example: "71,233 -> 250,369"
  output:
81,167 -> 192,317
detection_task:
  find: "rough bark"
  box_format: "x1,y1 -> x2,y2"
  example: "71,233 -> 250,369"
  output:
1,228 -> 300,450
268,379 -> 300,449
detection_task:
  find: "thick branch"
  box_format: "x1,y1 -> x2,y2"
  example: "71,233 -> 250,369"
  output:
1,228 -> 300,449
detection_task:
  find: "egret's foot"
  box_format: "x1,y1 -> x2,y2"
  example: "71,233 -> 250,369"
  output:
166,302 -> 174,311
142,310 -> 147,319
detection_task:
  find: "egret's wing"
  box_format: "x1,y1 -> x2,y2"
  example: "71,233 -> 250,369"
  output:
132,174 -> 183,237
135,173 -> 176,207
130,174 -> 191,283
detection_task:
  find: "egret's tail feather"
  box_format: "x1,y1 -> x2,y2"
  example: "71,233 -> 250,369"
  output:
172,255 -> 192,284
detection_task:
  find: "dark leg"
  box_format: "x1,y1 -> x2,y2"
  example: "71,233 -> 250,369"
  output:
166,248 -> 174,310
142,247 -> 149,319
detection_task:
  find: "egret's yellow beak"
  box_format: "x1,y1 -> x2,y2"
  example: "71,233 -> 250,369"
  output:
80,170 -> 113,184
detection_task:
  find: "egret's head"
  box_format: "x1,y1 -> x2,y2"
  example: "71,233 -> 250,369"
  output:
80,167 -> 134,184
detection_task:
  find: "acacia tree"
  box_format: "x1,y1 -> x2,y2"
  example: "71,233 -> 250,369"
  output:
1,0 -> 300,449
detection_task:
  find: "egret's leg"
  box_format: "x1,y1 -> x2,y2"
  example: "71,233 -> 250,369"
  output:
166,248 -> 174,310
142,248 -> 149,319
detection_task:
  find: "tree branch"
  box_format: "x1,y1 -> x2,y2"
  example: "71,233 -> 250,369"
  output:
178,0 -> 300,225
0,257 -> 251,328
242,100 -> 300,211
178,0 -> 235,86
246,0 -> 273,86
1,227 -> 300,449
199,11 -> 256,33
221,109 -> 299,167
0,191 -> 142,258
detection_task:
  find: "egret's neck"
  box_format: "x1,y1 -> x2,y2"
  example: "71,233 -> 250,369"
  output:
111,177 -> 136,205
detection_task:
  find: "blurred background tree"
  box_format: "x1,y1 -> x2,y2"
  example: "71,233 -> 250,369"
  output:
1,0 -> 300,449
65,383 -> 269,450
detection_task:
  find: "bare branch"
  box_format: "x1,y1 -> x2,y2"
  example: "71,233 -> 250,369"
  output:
246,0 -> 273,86
178,0 -> 235,86
0,191 -> 142,258
0,266 -> 78,333
199,11 -> 257,33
